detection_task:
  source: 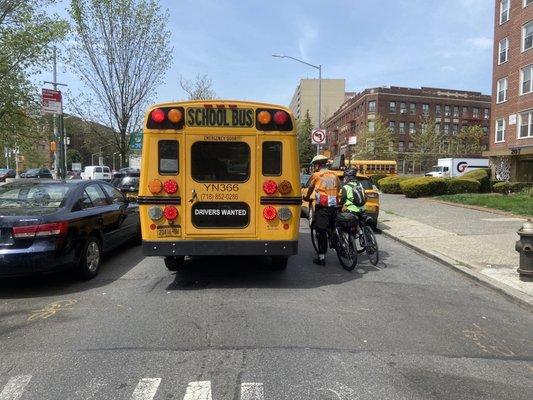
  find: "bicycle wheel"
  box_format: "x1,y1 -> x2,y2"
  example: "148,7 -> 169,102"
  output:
336,230 -> 358,271
363,225 -> 379,266
310,221 -> 319,254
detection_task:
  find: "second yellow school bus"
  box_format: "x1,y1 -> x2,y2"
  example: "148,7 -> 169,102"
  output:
138,100 -> 301,270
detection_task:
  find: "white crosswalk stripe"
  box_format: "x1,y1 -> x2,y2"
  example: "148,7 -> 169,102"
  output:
0,376 -> 32,400
183,380 -> 212,400
130,378 -> 162,400
240,382 -> 264,400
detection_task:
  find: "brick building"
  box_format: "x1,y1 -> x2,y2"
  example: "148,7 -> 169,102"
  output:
323,86 -> 491,171
486,0 -> 533,182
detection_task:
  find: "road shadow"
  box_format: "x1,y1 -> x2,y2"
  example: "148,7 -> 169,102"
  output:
0,242 -> 145,299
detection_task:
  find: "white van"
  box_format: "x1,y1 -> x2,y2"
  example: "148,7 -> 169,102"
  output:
81,165 -> 112,181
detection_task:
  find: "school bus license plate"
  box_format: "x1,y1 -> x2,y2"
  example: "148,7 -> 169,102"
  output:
157,226 -> 180,237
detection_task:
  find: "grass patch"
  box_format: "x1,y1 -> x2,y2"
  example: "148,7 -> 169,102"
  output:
437,193 -> 533,216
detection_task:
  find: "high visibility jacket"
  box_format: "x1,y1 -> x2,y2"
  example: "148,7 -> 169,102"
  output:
341,182 -> 364,213
310,169 -> 340,207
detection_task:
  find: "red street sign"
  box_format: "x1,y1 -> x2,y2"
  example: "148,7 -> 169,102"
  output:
42,89 -> 62,102
42,88 -> 62,114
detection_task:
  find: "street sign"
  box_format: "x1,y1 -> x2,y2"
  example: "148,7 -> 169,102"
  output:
311,128 -> 326,145
42,89 -> 62,115
348,136 -> 357,145
129,131 -> 143,150
71,162 -> 82,171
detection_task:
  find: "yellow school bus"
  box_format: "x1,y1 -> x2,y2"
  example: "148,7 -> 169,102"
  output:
349,160 -> 397,176
138,100 -> 301,270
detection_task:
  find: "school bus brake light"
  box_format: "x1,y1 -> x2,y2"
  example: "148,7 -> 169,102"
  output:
257,110 -> 271,125
263,180 -> 277,194
163,179 -> 178,194
150,108 -> 165,123
263,206 -> 277,221
163,206 -> 178,221
273,111 -> 288,125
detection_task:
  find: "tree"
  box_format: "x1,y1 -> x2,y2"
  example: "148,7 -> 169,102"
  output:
451,125 -> 484,156
68,0 -> 172,165
0,0 -> 68,149
179,74 -> 216,100
297,110 -> 315,166
353,117 -> 396,160
66,148 -> 82,168
408,117 -> 444,172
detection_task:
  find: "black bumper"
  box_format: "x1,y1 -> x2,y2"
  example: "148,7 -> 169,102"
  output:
143,240 -> 298,257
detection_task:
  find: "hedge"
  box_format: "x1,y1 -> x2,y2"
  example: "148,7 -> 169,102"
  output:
400,177 -> 447,198
492,182 -> 510,194
378,176 -> 412,194
446,178 -> 481,194
461,169 -> 491,193
492,181 -> 533,194
370,174 -> 388,188
510,182 -> 533,192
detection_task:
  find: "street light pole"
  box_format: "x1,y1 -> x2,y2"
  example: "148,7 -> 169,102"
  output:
272,54 -> 322,155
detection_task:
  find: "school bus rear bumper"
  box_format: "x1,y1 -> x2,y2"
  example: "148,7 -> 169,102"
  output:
142,240 -> 298,256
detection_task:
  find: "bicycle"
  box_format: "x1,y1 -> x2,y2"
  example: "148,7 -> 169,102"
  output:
308,203 -> 358,271
355,211 -> 379,266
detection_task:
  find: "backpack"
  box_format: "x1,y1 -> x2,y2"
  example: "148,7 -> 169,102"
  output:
347,182 -> 366,207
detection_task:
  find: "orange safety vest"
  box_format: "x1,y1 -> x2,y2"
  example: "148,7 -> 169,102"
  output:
310,170 -> 340,207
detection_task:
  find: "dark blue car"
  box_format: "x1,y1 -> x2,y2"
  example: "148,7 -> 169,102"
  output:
0,180 -> 140,279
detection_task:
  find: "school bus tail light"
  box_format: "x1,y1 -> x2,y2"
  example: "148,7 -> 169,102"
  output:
263,206 -> 277,221
163,206 -> 178,221
273,111 -> 288,125
163,179 -> 178,194
167,108 -> 183,123
150,108 -> 165,123
257,110 -> 271,125
277,180 -> 292,195
149,179 -> 163,194
263,180 -> 277,194
277,207 -> 292,221
148,206 -> 163,220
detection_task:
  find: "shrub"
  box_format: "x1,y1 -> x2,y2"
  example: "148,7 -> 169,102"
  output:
446,178 -> 481,194
370,174 -> 388,188
492,181 -> 511,194
462,169 -> 491,193
378,176 -> 412,194
400,177 -> 447,198
510,182 -> 533,193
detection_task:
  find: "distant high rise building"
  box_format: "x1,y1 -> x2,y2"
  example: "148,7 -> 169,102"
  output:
289,79 -> 346,127
486,0 -> 533,182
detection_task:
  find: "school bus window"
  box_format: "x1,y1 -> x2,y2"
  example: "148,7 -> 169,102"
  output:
158,140 -> 179,174
262,141 -> 282,176
191,142 -> 250,182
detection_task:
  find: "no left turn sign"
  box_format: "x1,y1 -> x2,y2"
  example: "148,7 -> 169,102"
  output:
311,129 -> 326,144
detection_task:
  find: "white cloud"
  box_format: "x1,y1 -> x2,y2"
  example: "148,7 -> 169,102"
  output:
467,36 -> 493,50
297,20 -> 318,61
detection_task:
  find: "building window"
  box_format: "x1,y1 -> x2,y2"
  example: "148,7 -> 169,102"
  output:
408,141 -> 414,150
497,77 -> 508,103
526,0 -> 533,7
368,121 -> 375,133
483,109 -> 490,119
389,101 -> 396,113
519,110 -> 533,138
368,101 -> 376,112
399,122 -> 405,134
473,107 -> 479,118
398,141 -> 404,153
400,102 -> 407,114
409,103 -> 416,115
452,124 -> 459,134
462,106 -> 468,116
500,0 -> 509,24
444,124 -> 450,134
499,38 -> 509,64
523,21 -> 533,51
422,104 -> 429,115
453,106 -> 459,118
521,65 -> 533,94
408,122 -> 415,134
435,105 -> 441,116
444,105 -> 450,117
483,126 -> 488,135
388,121 -> 396,133
435,123 -> 440,132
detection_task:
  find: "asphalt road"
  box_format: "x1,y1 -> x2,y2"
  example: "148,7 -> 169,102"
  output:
0,221 -> 532,400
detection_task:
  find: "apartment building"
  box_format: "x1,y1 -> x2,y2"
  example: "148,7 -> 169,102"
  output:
323,86 -> 491,164
487,0 -> 533,182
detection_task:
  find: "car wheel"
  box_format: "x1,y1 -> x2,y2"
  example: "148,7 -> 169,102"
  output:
164,256 -> 184,271
77,236 -> 102,279
270,256 -> 288,270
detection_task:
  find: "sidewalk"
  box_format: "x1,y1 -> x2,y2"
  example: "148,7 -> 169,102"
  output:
378,193 -> 532,310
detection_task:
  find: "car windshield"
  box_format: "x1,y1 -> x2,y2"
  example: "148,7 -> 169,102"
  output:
432,166 -> 443,172
119,176 -> 139,189
0,182 -> 72,212
358,179 -> 373,190
26,169 -> 39,174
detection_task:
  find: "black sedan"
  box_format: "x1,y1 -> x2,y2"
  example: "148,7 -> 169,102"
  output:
21,168 -> 53,179
0,168 -> 16,182
0,180 -> 140,279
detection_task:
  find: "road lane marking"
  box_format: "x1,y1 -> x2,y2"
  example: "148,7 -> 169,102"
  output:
130,378 -> 161,400
183,381 -> 212,400
240,382 -> 264,400
27,299 -> 77,321
0,375 -> 32,400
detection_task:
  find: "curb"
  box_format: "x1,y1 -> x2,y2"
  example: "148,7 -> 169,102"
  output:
429,198 -> 530,220
380,228 -> 533,313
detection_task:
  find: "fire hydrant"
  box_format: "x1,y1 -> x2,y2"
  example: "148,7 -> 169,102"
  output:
516,219 -> 533,279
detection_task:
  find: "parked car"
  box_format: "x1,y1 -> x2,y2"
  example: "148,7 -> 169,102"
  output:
110,169 -> 140,200
67,171 -> 82,180
0,168 -> 16,182
20,168 -> 53,179
0,179 -> 140,279
81,165 -> 112,181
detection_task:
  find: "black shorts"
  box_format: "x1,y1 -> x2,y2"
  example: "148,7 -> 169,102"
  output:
314,205 -> 337,230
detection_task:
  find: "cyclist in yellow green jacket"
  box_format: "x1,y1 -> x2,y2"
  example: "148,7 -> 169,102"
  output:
340,168 -> 366,215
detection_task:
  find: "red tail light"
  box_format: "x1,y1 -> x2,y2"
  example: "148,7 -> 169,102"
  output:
163,206 -> 178,221
163,179 -> 178,194
13,222 -> 68,239
263,180 -> 277,195
273,111 -> 288,125
263,206 -> 277,221
150,108 -> 165,123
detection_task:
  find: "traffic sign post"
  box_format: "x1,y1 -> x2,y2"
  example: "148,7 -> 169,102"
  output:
41,89 -> 62,115
311,129 -> 326,145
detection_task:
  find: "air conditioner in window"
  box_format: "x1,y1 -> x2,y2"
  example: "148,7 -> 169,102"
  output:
400,109 -> 406,114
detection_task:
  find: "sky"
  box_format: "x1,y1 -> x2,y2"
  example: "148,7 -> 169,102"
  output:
45,0 -> 494,111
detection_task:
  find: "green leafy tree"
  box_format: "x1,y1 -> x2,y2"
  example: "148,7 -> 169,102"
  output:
69,0 -> 172,165
353,117 -> 396,160
409,117 -> 444,172
451,125 -> 484,156
297,110 -> 315,166
66,148 -> 82,168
